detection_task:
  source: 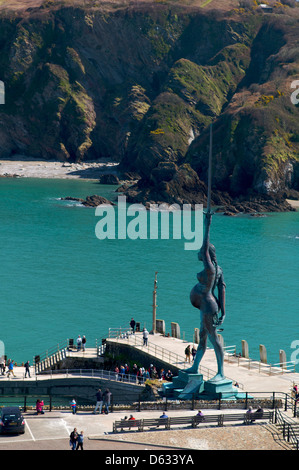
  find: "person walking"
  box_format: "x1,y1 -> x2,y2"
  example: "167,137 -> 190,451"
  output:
6,359 -> 15,377
143,327 -> 149,346
76,431 -> 84,450
24,361 -> 31,378
102,388 -> 112,414
69,428 -> 78,451
93,388 -> 103,414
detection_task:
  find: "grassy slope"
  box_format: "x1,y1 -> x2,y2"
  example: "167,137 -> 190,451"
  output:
0,0 -> 298,197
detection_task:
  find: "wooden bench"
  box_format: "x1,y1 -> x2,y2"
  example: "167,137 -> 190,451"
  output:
112,419 -> 143,433
112,411 -> 274,433
243,411 -> 273,425
142,418 -> 171,430
192,414 -> 221,427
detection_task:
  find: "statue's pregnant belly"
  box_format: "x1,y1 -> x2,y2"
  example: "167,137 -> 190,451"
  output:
190,283 -> 218,314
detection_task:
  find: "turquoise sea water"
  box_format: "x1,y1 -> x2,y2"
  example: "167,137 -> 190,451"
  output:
0,177 -> 298,366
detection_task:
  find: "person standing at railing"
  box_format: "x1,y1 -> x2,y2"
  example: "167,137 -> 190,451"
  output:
143,327 -> 149,346
82,335 -> 86,352
185,345 -> 191,363
70,399 -> 77,414
120,365 -> 125,381
130,317 -> 136,334
137,368 -> 143,385
0,357 -> 5,375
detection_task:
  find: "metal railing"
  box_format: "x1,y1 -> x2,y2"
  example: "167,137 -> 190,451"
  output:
37,368 -> 148,385
0,391 -> 296,422
33,338 -> 105,373
224,351 -> 296,375
33,338 -> 68,365
274,408 -> 299,450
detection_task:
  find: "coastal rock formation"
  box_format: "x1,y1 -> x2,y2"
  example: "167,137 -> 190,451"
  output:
0,2 -> 298,210
61,195 -> 115,207
124,162 -> 208,207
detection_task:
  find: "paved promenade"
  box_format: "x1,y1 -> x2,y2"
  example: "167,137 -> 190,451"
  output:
0,407 -> 292,451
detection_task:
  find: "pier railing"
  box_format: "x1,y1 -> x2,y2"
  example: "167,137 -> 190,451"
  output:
37,368 -> 148,385
224,350 -> 296,375
33,338 -> 102,374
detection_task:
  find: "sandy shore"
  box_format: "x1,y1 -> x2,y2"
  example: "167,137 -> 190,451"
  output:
0,156 -> 119,180
286,199 -> 299,208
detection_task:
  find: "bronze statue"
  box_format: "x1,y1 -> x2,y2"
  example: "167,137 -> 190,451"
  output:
185,125 -> 226,382
185,211 -> 226,381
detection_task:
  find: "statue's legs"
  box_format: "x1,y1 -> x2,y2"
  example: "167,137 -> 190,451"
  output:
184,326 -> 207,374
208,330 -> 224,380
185,312 -> 224,379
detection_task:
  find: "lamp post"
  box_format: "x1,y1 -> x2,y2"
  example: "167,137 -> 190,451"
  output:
152,271 -> 158,334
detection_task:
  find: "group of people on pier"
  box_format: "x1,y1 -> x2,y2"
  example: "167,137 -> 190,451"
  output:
114,362 -> 174,385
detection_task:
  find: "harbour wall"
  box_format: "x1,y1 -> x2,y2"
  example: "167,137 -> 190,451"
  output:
0,377 -> 143,404
104,340 -> 179,376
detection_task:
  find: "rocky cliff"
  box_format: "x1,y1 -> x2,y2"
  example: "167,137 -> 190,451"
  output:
0,1 -> 298,210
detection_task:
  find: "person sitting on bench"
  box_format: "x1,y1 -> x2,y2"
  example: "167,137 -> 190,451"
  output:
254,406 -> 264,419
196,410 -> 205,422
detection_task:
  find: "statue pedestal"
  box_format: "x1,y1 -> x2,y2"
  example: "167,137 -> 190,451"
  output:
203,377 -> 238,399
162,370 -> 204,399
162,372 -> 243,400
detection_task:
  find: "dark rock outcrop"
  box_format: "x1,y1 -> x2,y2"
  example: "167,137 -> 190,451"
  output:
61,195 -> 115,207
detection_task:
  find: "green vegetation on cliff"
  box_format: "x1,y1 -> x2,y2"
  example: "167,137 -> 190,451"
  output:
0,1 -> 298,202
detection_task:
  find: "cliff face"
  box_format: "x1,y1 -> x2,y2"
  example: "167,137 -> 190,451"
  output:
0,3 -> 299,206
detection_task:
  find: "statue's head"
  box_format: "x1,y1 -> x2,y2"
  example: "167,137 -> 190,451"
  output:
198,243 -> 217,263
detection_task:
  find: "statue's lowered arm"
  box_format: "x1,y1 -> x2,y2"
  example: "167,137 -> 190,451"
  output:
216,272 -> 226,326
